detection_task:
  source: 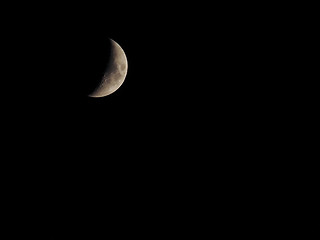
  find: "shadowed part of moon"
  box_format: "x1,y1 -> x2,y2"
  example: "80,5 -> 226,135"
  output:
88,39 -> 128,97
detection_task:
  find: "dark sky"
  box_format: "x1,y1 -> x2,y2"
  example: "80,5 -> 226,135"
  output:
2,2 -> 273,239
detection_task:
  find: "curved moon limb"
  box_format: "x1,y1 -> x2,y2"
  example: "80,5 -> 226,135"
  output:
88,38 -> 128,98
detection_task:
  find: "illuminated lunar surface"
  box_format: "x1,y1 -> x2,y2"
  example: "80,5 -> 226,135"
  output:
88,39 -> 128,97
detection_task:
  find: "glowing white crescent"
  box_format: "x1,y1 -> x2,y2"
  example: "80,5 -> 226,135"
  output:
88,39 -> 128,97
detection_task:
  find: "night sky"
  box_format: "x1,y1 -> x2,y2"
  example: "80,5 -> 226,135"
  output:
2,2 -> 273,239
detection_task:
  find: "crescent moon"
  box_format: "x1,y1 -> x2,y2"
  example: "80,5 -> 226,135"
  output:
88,38 -> 128,97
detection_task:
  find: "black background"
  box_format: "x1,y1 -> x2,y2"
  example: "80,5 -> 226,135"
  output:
1,2 -> 281,239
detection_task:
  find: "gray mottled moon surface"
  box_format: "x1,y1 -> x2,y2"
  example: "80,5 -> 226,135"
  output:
88,39 -> 128,97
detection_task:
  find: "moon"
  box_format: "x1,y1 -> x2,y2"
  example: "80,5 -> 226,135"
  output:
88,38 -> 128,97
